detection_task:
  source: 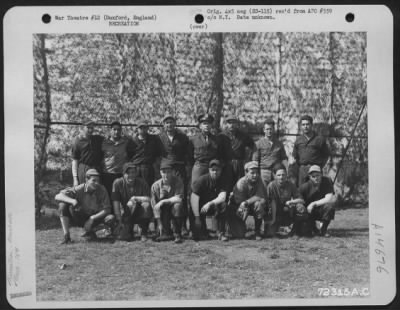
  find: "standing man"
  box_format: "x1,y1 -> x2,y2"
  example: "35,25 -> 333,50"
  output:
252,118 -> 288,189
220,115 -> 255,188
111,162 -> 153,242
55,169 -> 115,244
229,161 -> 267,240
293,115 -> 330,185
189,113 -> 232,186
101,121 -> 134,197
71,121 -> 104,186
299,165 -> 336,237
190,159 -> 230,241
129,120 -> 163,187
158,115 -> 191,235
151,159 -> 185,243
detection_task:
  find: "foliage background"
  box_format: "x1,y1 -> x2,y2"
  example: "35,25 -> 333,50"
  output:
33,32 -> 367,208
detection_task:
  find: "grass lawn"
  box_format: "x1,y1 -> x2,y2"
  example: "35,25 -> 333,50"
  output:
36,207 -> 369,301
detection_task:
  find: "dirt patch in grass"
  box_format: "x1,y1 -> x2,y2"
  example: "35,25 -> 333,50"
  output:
36,208 -> 369,301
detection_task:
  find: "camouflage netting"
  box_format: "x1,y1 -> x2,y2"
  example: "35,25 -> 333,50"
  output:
34,32 -> 367,207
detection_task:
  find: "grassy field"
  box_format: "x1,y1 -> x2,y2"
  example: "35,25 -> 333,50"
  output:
36,206 -> 369,301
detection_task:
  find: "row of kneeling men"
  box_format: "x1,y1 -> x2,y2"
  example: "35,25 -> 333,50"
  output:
55,158 -> 337,244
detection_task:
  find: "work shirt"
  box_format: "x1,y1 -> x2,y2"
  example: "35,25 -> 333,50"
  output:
71,134 -> 104,167
102,136 -> 134,174
159,130 -> 191,165
233,176 -> 266,204
267,180 -> 300,208
150,175 -> 184,206
111,177 -> 150,207
189,132 -> 231,165
192,173 -> 230,207
293,131 -> 330,166
219,130 -> 254,161
252,137 -> 288,169
60,183 -> 111,215
129,134 -> 163,165
299,176 -> 334,206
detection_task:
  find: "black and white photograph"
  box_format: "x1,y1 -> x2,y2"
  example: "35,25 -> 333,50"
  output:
4,5 -> 395,308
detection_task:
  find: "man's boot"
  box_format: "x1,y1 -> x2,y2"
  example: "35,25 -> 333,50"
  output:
172,218 -> 183,244
254,218 -> 263,241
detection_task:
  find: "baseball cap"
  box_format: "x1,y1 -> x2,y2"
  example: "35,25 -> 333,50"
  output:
123,162 -> 138,174
244,161 -> 259,170
264,117 -> 275,126
85,169 -> 100,177
160,159 -> 174,170
198,113 -> 214,123
162,115 -> 176,123
110,120 -> 122,127
209,159 -> 221,168
225,115 -> 238,123
137,120 -> 149,128
300,115 -> 313,124
308,165 -> 321,174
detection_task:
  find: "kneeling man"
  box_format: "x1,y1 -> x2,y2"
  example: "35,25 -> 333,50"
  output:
111,162 -> 153,241
265,164 -> 307,237
55,169 -> 115,244
151,159 -> 185,243
299,165 -> 336,236
190,159 -> 230,241
230,161 -> 266,240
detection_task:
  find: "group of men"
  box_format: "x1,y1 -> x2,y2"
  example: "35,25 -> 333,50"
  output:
55,113 -> 336,244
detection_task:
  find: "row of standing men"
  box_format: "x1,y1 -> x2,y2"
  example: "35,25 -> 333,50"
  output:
55,113 -> 336,243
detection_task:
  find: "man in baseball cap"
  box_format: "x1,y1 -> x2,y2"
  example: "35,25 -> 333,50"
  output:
228,161 -> 266,240
298,165 -> 337,237
151,159 -> 185,243
158,114 -> 191,237
110,162 -> 153,241
71,120 -> 104,187
190,159 -> 230,241
55,169 -> 115,244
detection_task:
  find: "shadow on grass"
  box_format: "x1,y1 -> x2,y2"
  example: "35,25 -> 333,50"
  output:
329,227 -> 369,238
36,215 -> 60,231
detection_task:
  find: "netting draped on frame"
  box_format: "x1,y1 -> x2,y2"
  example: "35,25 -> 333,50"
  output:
33,32 -> 367,204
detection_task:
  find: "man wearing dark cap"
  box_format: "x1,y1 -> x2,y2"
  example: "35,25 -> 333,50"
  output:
151,159 -> 185,243
190,159 -> 230,241
55,169 -> 115,244
158,115 -> 191,236
299,165 -> 336,237
252,118 -> 288,189
101,121 -> 134,197
220,115 -> 255,188
189,113 -> 232,187
129,120 -> 163,187
229,161 -> 267,240
293,115 -> 330,185
111,162 -> 153,242
71,121 -> 104,186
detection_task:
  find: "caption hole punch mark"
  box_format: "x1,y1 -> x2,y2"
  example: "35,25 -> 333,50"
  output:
42,14 -> 51,24
195,14 -> 204,24
345,13 -> 355,23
